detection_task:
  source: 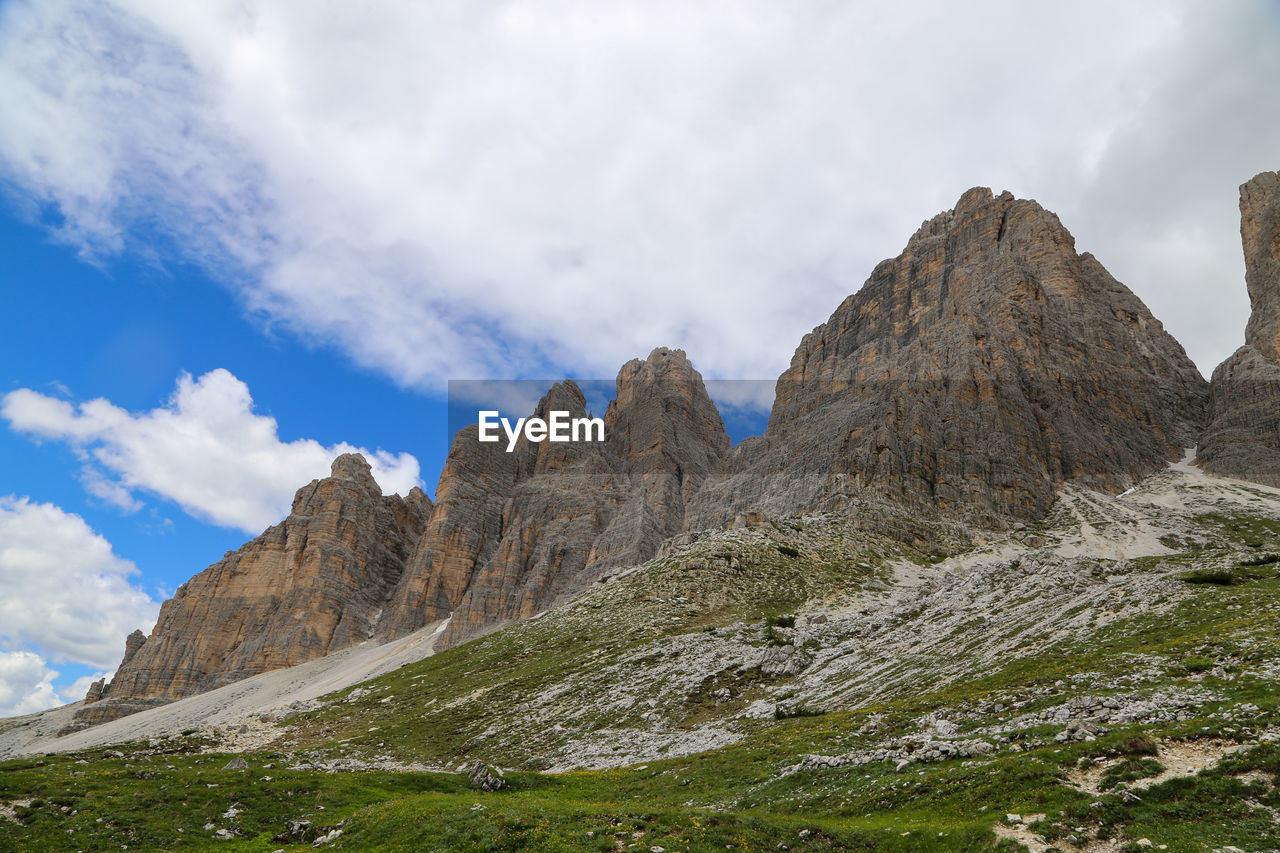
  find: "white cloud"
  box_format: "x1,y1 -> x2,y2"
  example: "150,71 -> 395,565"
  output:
0,0 -> 1277,387
0,655 -> 109,717
0,651 -> 61,717
2,369 -> 422,533
0,497 -> 158,671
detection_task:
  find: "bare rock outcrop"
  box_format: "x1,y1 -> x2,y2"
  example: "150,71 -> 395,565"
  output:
378,347 -> 730,648
689,187 -> 1208,526
71,454 -> 431,728
81,629 -> 147,707
1200,171 -> 1280,485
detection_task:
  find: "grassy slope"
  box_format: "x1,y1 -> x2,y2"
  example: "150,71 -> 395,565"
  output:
4,501 -> 1280,851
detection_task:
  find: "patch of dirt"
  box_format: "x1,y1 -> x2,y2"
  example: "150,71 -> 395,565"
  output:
1066,738 -> 1249,795
992,814 -> 1135,853
1235,769 -> 1274,786
0,799 -> 30,824
1129,739 -> 1247,791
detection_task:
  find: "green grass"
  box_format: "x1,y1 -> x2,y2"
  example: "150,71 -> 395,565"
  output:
282,512 -> 920,768
1181,568 -> 1237,585
1036,743 -> 1280,851
0,748 -> 470,851
1098,756 -> 1164,789
6,509 -> 1280,851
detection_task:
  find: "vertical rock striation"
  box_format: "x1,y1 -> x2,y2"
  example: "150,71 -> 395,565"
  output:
378,347 -> 730,648
1200,171 -> 1280,485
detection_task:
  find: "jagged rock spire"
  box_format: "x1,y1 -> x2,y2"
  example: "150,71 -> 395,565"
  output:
1199,171 -> 1280,485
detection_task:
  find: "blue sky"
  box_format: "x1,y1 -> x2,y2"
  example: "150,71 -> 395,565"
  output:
0,202 -> 455,709
0,196 -> 769,712
1,0 -> 1278,715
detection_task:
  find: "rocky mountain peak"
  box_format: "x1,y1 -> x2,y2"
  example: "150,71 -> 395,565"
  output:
329,451 -> 375,483
1242,170 -> 1280,362
613,347 -> 701,397
120,629 -> 146,669
70,453 -> 433,729
521,380 -> 594,475
693,186 -> 1208,527
68,183 -> 1232,729
374,347 -> 730,650
1198,170 -> 1280,486
607,347 -> 729,485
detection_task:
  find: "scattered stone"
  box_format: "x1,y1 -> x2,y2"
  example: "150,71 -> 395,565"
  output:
272,819 -> 312,843
757,644 -> 812,678
312,827 -> 343,847
466,761 -> 507,791
222,757 -> 248,770
1055,719 -> 1108,743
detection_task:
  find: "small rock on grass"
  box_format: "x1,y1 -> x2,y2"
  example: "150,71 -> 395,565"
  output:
467,761 -> 507,791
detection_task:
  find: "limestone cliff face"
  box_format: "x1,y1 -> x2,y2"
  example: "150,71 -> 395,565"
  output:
689,187 -> 1208,526
75,455 -> 431,726
378,348 -> 730,647
589,350 -> 730,566
1200,171 -> 1280,485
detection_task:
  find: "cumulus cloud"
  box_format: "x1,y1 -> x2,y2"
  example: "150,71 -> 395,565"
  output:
0,653 -> 108,717
2,369 -> 422,533
0,1 -> 1277,387
0,651 -> 61,717
0,497 -> 158,673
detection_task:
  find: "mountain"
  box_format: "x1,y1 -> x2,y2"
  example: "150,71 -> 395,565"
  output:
374,349 -> 730,648
8,435 -> 1280,852
1199,170 -> 1280,484
8,175 -> 1280,853
688,186 -> 1208,528
73,185 -> 1215,725
77,349 -> 730,722
66,455 -> 432,730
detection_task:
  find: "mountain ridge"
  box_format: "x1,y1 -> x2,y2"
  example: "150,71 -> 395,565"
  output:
7,173 -> 1280,853
68,176 -> 1279,730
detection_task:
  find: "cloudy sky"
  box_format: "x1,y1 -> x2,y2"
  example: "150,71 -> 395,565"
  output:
0,0 -> 1277,714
